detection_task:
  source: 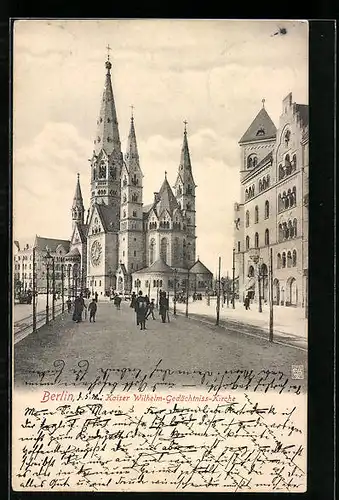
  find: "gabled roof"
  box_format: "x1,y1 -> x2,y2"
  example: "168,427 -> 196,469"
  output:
134,257 -> 173,275
117,263 -> 128,275
35,236 -> 70,253
92,203 -> 119,233
189,259 -> 213,275
154,176 -> 180,216
64,247 -> 81,258
143,203 -> 153,214
72,222 -> 88,244
239,107 -> 277,144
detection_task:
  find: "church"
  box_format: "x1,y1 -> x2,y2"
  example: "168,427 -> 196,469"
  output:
64,55 -> 213,299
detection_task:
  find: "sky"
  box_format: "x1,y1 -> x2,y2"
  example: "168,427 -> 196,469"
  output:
13,19 -> 308,274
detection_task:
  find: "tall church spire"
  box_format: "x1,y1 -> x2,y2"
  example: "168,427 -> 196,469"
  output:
72,173 -> 84,228
94,55 -> 121,156
179,120 -> 192,172
126,110 -> 139,165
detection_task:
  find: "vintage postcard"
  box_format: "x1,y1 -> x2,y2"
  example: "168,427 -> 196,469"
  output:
12,19 -> 309,492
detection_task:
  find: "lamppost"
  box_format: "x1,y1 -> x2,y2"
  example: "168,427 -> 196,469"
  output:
44,247 -> 54,325
173,268 -> 177,315
108,269 -> 113,296
232,247 -> 236,309
52,256 -> 56,320
61,262 -> 65,313
32,246 -> 36,332
185,268 -> 190,318
249,248 -> 262,313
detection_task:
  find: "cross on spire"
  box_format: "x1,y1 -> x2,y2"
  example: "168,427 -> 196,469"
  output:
165,170 -> 167,179
183,119 -> 188,133
130,104 -> 134,119
106,44 -> 112,61
262,98 -> 266,108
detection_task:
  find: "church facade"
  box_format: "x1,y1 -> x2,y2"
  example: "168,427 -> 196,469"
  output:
65,56 -> 212,298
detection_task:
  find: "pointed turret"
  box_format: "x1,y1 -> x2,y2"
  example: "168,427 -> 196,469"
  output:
94,57 -> 121,156
125,112 -> 140,166
72,173 -> 85,229
179,120 -> 192,172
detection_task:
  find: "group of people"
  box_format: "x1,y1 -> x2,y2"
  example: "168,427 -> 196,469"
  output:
130,290 -> 169,330
67,293 -> 98,323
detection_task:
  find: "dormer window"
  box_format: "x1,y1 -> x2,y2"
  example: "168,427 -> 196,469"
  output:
256,128 -> 265,136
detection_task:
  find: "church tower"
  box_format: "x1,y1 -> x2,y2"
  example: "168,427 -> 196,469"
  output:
117,111 -> 144,291
89,54 -> 123,221
72,173 -> 84,231
174,122 -> 197,268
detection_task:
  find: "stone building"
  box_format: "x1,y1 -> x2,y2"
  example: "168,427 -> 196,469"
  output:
233,93 -> 309,309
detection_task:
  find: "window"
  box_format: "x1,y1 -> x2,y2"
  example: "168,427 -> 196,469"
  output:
292,250 -> 297,266
99,280 -> 101,286
255,206 -> 259,223
277,253 -> 282,269
131,263 -> 134,269
237,241 -> 241,252
265,229 -> 269,246
282,252 -> 286,268
255,232 -> 259,248
134,251 -> 136,257
293,218 -> 297,237
292,154 -> 297,171
246,236 -> 250,250
287,251 -> 292,268
123,251 -> 125,257
265,200 -> 269,219
246,211 -> 250,227
132,211 -> 137,217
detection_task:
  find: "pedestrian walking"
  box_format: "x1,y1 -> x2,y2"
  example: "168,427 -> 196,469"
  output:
66,297 -> 72,313
88,299 -> 97,322
114,294 -> 122,310
72,296 -> 85,323
135,290 -> 148,330
130,292 -> 136,309
146,298 -> 156,320
159,291 -> 169,323
94,291 -> 98,303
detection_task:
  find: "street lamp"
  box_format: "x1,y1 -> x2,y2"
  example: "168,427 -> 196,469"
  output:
249,248 -> 262,313
44,247 -> 54,324
173,268 -> 177,315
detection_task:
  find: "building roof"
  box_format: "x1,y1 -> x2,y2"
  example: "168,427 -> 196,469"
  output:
295,104 -> 309,128
95,203 -> 119,232
154,176 -> 180,216
189,259 -> 213,275
134,257 -> 174,275
239,107 -> 277,144
35,236 -> 70,253
143,203 -> 153,214
64,247 -> 81,258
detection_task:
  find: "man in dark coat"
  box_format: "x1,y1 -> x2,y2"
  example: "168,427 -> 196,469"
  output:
159,291 -> 169,323
135,291 -> 148,330
88,299 -> 97,322
72,296 -> 85,323
130,292 -> 136,309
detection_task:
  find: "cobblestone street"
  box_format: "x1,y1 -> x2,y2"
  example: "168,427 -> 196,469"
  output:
14,300 -> 307,392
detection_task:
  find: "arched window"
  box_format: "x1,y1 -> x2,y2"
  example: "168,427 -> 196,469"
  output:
245,189 -> 248,201
255,232 -> 259,248
285,154 -> 292,175
160,237 -> 168,263
292,186 -> 297,206
246,236 -> 250,250
287,251 -> 292,267
279,224 -> 283,242
279,164 -> 285,180
248,266 -> 255,277
253,157 -> 258,167
292,154 -> 297,171
246,210 -> 250,227
293,218 -> 298,237
265,200 -> 269,219
247,157 -> 253,169
277,253 -> 282,269
259,180 -> 262,192
283,191 -> 289,209
267,175 -> 270,187
284,222 -> 289,239
288,220 -> 294,238
292,249 -> 297,266
282,252 -> 286,268
255,206 -> 259,223
149,238 -> 155,265
265,229 -> 269,246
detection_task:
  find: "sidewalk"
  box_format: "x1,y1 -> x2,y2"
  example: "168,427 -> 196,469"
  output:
175,298 -> 307,347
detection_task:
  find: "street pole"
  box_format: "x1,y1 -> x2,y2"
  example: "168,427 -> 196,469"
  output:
45,263 -> 49,325
173,269 -> 177,315
232,247 -> 235,309
258,262 -> 262,313
61,263 -> 65,313
52,258 -> 55,320
32,247 -> 36,332
269,247 -> 274,342
216,257 -> 221,325
185,268 -> 189,317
